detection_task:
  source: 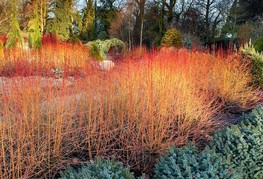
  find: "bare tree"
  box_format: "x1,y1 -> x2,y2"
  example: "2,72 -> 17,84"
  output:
163,0 -> 176,26
197,0 -> 233,42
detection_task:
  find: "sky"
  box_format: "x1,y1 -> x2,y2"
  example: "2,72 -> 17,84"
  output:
76,0 -> 86,10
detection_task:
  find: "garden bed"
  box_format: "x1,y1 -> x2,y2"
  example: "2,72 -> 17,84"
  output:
0,48 -> 262,178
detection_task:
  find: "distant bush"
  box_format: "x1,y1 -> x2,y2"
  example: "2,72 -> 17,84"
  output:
161,28 -> 183,48
241,45 -> 263,88
154,146 -> 237,179
183,35 -> 192,49
254,36 -> 263,53
86,38 -> 125,61
87,41 -> 105,61
59,158 -> 135,179
97,31 -> 109,40
207,107 -> 263,179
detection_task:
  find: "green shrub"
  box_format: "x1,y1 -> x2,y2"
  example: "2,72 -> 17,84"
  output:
103,38 -> 125,55
59,158 -> 135,179
154,146 -> 237,179
87,41 -> 105,61
86,38 -> 125,61
207,107 -> 263,179
254,36 -> 263,53
161,28 -> 183,48
241,45 -> 263,88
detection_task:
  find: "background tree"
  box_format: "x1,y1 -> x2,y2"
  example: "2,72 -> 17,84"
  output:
223,0 -> 263,43
27,2 -> 42,48
163,0 -> 177,26
144,0 -> 165,47
96,0 -> 118,39
81,0 -> 96,41
46,0 -> 74,40
195,0 -> 233,42
0,0 -> 11,35
109,0 -> 136,50
134,0 -> 147,50
6,0 -> 24,48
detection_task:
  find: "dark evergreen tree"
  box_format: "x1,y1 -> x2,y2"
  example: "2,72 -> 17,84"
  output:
96,0 -> 118,39
81,0 -> 95,41
46,0 -> 74,40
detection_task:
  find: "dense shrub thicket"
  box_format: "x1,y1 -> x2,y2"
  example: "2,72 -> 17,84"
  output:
207,107 -> 263,179
0,46 -> 261,178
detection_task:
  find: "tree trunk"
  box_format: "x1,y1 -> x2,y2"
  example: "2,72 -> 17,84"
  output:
139,16 -> 143,51
211,12 -> 221,39
164,0 -> 177,27
135,0 -> 146,52
205,0 -> 210,42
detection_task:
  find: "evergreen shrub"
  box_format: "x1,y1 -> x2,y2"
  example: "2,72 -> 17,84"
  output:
154,146 -> 237,179
59,158 -> 135,179
86,38 -> 125,61
207,107 -> 263,179
161,28 -> 183,48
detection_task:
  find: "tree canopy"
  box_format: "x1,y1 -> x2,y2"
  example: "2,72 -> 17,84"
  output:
0,0 -> 262,48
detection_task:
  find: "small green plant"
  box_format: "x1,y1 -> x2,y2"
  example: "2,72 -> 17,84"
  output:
154,146 -> 237,179
161,28 -> 183,48
59,158 -> 135,179
241,44 -> 263,88
207,107 -> 263,179
254,36 -> 263,53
